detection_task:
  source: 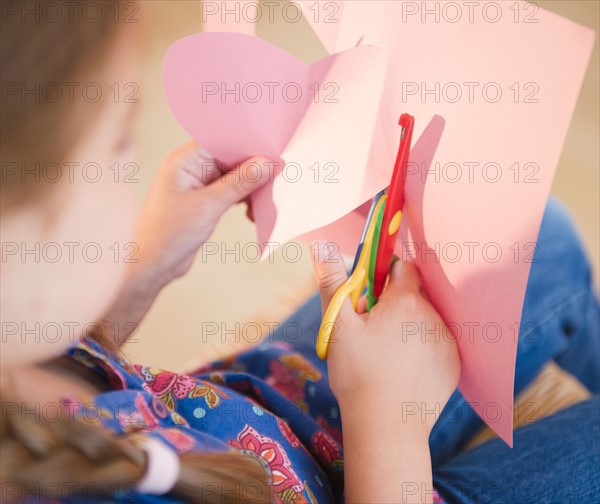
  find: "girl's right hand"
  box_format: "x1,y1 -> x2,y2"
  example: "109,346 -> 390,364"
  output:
311,242 -> 461,435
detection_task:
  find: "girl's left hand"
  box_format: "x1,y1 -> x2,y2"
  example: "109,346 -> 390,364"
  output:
99,142 -> 272,345
133,141 -> 272,289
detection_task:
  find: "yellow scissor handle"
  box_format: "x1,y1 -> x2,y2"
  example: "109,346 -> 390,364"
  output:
316,268 -> 367,359
316,196 -> 386,360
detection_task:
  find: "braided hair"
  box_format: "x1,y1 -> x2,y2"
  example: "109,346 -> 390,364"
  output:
0,394 -> 272,503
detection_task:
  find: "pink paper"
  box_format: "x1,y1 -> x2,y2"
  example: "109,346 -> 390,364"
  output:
163,1 -> 595,445
164,32 -> 389,251
295,0 -> 595,445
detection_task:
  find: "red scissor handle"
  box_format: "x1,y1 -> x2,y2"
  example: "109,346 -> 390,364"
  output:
373,114 -> 414,298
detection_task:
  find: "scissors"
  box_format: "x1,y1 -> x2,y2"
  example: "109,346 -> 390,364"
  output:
372,113 -> 414,299
316,194 -> 387,359
315,113 -> 415,360
350,190 -> 385,274
366,194 -> 387,311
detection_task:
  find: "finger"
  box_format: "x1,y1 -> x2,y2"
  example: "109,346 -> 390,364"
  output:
204,156 -> 272,216
310,241 -> 350,315
356,295 -> 368,314
164,141 -> 225,190
163,141 -> 198,167
245,200 -> 255,222
385,260 -> 421,295
200,156 -> 228,185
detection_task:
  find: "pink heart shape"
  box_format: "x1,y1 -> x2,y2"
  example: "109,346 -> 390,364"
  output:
164,32 -> 367,167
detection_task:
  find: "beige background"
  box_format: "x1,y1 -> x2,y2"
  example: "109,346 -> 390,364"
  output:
125,1 -> 599,371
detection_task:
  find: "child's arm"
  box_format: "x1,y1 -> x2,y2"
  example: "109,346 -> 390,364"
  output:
100,143 -> 271,345
341,403 -> 433,503
311,244 -> 460,503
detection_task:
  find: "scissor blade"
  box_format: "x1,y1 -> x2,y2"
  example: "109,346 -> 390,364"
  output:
350,189 -> 386,273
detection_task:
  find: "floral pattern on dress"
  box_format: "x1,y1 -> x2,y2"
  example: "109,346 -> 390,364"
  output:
189,380 -> 230,408
230,425 -> 305,503
136,366 -> 229,410
137,366 -> 195,407
117,394 -> 159,432
279,354 -> 322,383
266,354 -> 322,412
157,428 -> 198,453
278,417 -> 301,448
311,431 -> 343,469
316,416 -> 343,444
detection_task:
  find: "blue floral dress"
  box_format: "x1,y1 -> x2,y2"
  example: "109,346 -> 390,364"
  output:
65,339 -> 444,503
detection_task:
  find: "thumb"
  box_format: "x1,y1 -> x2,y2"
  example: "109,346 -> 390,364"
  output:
205,156 -> 274,216
311,241 -> 350,315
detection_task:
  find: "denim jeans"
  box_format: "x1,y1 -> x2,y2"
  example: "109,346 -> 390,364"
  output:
272,198 -> 600,502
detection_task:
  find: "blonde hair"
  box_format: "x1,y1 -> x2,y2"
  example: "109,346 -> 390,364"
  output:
0,2 -> 272,501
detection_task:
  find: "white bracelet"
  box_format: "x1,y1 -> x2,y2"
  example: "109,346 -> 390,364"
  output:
137,437 -> 181,495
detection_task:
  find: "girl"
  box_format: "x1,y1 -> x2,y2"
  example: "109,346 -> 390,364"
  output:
1,3 -> 598,503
